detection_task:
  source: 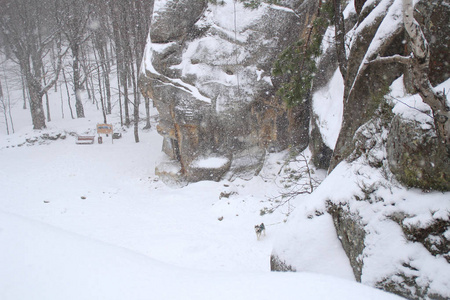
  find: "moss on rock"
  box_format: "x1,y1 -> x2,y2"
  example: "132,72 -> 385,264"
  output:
387,116 -> 450,191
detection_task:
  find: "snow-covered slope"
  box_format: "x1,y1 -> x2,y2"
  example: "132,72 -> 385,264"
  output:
1,212 -> 404,300
0,121 -> 403,300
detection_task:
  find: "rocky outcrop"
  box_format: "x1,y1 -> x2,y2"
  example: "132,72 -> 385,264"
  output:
387,116 -> 450,191
270,255 -> 297,272
329,0 -> 406,172
327,202 -> 366,282
329,0 -> 450,178
141,1 -> 450,298
310,1 -> 450,299
140,0 -> 321,182
309,8 -> 357,170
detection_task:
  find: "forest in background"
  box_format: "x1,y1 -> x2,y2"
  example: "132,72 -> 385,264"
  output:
0,0 -> 153,141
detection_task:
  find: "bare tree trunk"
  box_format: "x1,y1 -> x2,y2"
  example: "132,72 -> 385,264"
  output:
134,98 -> 140,142
333,0 -> 347,79
7,82 -> 15,133
119,3 -> 131,127
144,97 -> 151,129
81,47 -> 92,101
117,71 -> 123,126
28,86 -> 47,130
45,93 -> 51,122
21,72 -> 28,109
90,75 -> 99,109
1,0 -> 63,130
72,44 -> 85,118
41,64 -> 51,122
62,68 -> 75,119
130,56 -> 140,143
108,0 -> 126,126
123,71 -> 130,126
1,66 -> 15,133
104,69 -> 111,114
60,82 -> 65,119
97,65 -> 107,124
0,80 -> 10,135
403,0 -> 450,151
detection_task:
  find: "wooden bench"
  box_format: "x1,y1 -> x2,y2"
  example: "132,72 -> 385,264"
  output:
76,135 -> 95,144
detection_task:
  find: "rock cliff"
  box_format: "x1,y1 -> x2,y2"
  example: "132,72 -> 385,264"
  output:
140,0 -> 450,299
140,0 -> 321,182
270,1 -> 450,299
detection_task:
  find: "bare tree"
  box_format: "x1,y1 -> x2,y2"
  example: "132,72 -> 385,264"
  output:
260,152 -> 321,217
0,80 -> 11,134
369,0 -> 449,153
58,0 -> 92,119
62,67 -> 75,119
107,0 -> 152,142
0,0 -> 64,129
333,0 -> 347,79
402,0 -> 449,152
1,0 -> 153,132
90,0 -> 113,114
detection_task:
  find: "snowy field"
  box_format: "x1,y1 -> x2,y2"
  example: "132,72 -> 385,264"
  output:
0,99 -> 405,299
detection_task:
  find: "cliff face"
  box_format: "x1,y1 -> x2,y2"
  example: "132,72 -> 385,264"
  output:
271,1 -> 450,299
327,0 -> 450,184
140,0 -> 320,182
140,0 -> 450,298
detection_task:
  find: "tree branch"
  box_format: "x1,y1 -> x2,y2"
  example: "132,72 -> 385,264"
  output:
367,54 -> 413,66
40,45 -> 69,96
402,0 -> 428,61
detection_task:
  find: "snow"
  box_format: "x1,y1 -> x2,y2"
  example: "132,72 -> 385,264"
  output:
312,68 -> 344,150
389,76 -> 450,130
0,116 -> 406,299
141,35 -> 212,104
211,0 -> 265,33
2,1 -> 449,299
347,0 -> 404,94
321,26 -> 336,55
142,0 -> 295,112
363,0 -> 403,62
273,211 -> 356,280
283,4 -> 450,294
191,156 -> 230,169
343,0 -> 356,18
0,87 -> 403,300
1,208 -> 404,300
290,155 -> 450,298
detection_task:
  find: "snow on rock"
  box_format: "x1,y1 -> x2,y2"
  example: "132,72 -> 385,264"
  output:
389,77 -> 450,130
272,207 -> 356,281
312,68 -> 344,150
386,77 -> 450,191
155,159 -> 182,177
273,146 -> 450,298
191,156 -> 230,169
140,0 -> 314,182
275,4 -> 450,289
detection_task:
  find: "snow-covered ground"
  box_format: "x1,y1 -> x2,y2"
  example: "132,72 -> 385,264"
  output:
0,92 -> 404,299
0,0 -> 433,296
